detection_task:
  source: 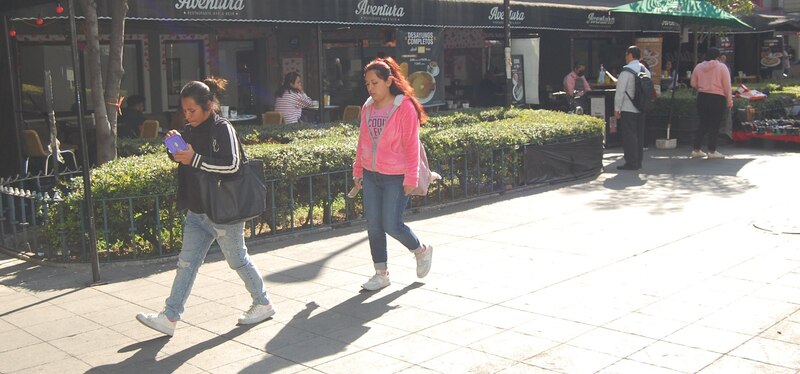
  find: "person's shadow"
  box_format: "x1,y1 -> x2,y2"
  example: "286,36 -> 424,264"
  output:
243,282 -> 424,372
84,324 -> 259,373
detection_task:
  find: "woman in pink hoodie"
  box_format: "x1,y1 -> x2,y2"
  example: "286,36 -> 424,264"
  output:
352,57 -> 433,291
690,47 -> 733,159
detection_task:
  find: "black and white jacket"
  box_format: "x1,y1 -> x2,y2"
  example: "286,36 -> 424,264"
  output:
174,113 -> 242,213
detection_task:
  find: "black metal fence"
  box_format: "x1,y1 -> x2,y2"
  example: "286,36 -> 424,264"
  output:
1,138 -> 598,263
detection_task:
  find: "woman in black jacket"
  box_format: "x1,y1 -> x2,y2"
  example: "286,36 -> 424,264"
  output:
136,77 -> 274,336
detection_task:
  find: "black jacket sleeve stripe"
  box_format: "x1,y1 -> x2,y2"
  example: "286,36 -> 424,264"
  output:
198,122 -> 241,174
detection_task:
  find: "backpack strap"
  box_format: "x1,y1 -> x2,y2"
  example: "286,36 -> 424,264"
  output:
622,66 -> 639,106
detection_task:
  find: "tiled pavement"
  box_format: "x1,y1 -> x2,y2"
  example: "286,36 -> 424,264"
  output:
1,144 -> 799,373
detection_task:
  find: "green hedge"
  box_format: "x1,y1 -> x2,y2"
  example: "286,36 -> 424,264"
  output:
52,108 -> 603,261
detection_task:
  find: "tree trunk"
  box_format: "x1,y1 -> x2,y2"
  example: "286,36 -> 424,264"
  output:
78,0 -> 119,165
103,0 -> 128,162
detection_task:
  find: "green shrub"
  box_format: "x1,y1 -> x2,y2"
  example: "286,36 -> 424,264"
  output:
48,108 -> 604,261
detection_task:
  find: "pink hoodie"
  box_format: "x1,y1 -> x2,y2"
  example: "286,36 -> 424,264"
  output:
353,96 -> 420,187
691,60 -> 733,108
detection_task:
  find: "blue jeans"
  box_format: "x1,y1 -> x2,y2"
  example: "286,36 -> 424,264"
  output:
164,211 -> 269,321
362,169 -> 421,270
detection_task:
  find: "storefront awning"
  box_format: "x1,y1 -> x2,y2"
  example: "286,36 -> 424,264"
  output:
6,0 -> 698,33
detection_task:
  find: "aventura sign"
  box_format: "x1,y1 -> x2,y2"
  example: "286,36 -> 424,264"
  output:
488,6 -> 525,26
355,0 -> 406,22
586,12 -> 615,27
174,0 -> 245,16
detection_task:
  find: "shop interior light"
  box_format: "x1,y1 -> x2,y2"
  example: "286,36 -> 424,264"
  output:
8,26 -> 16,38
36,14 -> 45,26
56,2 -> 65,14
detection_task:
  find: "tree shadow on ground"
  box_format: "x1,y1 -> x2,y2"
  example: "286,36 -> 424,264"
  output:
567,155 -> 757,215
242,282 -> 424,372
264,236 -> 367,284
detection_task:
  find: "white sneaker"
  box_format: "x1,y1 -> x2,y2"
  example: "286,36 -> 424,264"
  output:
690,149 -> 707,159
136,311 -> 176,336
707,151 -> 726,159
414,244 -> 433,278
361,271 -> 390,291
238,303 -> 275,325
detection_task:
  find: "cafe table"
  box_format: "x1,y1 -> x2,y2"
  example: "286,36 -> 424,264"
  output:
305,105 -> 340,123
226,114 -> 258,124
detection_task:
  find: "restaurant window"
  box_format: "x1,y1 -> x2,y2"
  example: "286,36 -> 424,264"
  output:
18,41 -> 143,116
218,40 -> 256,114
323,40 -> 365,107
163,40 -> 204,109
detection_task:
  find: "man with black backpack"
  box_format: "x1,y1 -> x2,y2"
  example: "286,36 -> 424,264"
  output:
614,45 -> 652,171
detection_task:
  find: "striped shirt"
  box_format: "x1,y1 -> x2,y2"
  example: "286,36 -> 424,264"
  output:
274,90 -> 313,124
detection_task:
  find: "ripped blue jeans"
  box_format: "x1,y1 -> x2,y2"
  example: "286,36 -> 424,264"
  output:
164,211 -> 269,321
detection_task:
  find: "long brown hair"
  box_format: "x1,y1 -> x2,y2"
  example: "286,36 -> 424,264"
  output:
364,57 -> 428,125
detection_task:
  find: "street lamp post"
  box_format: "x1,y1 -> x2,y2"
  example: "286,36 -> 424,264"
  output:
504,0 -> 512,107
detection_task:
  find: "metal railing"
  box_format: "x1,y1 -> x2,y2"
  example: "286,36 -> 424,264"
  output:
1,138 -> 593,263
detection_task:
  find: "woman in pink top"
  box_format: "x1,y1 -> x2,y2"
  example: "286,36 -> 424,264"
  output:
352,57 -> 433,291
690,47 -> 733,159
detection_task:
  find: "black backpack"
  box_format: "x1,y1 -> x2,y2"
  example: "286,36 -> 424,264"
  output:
623,66 -> 655,113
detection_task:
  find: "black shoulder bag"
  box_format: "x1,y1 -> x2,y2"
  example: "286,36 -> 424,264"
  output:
196,126 -> 266,225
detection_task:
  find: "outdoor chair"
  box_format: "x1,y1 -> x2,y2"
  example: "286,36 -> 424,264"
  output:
21,129 -> 78,175
140,120 -> 160,138
341,105 -> 361,122
263,111 -> 284,125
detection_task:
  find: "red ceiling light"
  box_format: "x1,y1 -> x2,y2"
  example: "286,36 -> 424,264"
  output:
35,15 -> 44,26
56,2 -> 65,14
8,26 -> 16,38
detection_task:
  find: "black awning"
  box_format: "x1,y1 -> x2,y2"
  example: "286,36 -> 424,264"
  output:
741,11 -> 800,32
6,0 -> 683,32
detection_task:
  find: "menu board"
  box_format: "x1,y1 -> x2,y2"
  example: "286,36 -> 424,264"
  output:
511,55 -> 525,106
718,36 -> 734,72
396,29 -> 444,106
636,37 -> 662,91
761,37 -> 784,71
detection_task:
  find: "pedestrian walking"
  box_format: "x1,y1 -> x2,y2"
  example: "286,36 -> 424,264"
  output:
614,45 -> 651,170
690,47 -> 732,159
274,72 -> 313,124
136,77 -> 274,336
352,57 -> 433,291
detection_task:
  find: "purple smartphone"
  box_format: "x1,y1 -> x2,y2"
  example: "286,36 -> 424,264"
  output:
165,134 -> 188,154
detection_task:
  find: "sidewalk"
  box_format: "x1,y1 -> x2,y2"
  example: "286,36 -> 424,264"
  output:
1,144 -> 799,374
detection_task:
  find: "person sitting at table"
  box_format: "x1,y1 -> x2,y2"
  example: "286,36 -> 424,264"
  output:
563,62 -> 592,97
274,72 -> 313,124
661,60 -> 678,92
118,95 -> 146,138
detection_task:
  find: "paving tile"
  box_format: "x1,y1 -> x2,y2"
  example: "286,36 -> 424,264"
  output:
628,341 -> 723,373
176,339 -> 265,372
25,314 -> 104,341
234,321 -> 319,353
0,342 -> 69,373
372,306 -> 453,333
697,297 -> 797,335
370,333 -> 459,364
75,337 -> 172,368
596,358 -> 684,374
268,335 -> 362,368
419,347 -> 515,373
512,315 -> 595,343
49,326 -> 136,357
56,293 -> 131,315
663,324 -> 752,354
16,356 -> 93,374
211,352 -> 307,374
697,355 -> 797,374
524,344 -> 620,373
761,320 -> 800,345
0,328 -> 42,353
314,349 -> 412,374
567,327 -> 656,358
1,303 -> 75,328
469,330 -> 558,361
603,312 -> 687,340
418,317 -> 504,346
496,362 -> 560,373
461,305 -> 538,330
728,337 -> 800,369
323,321 -> 409,349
